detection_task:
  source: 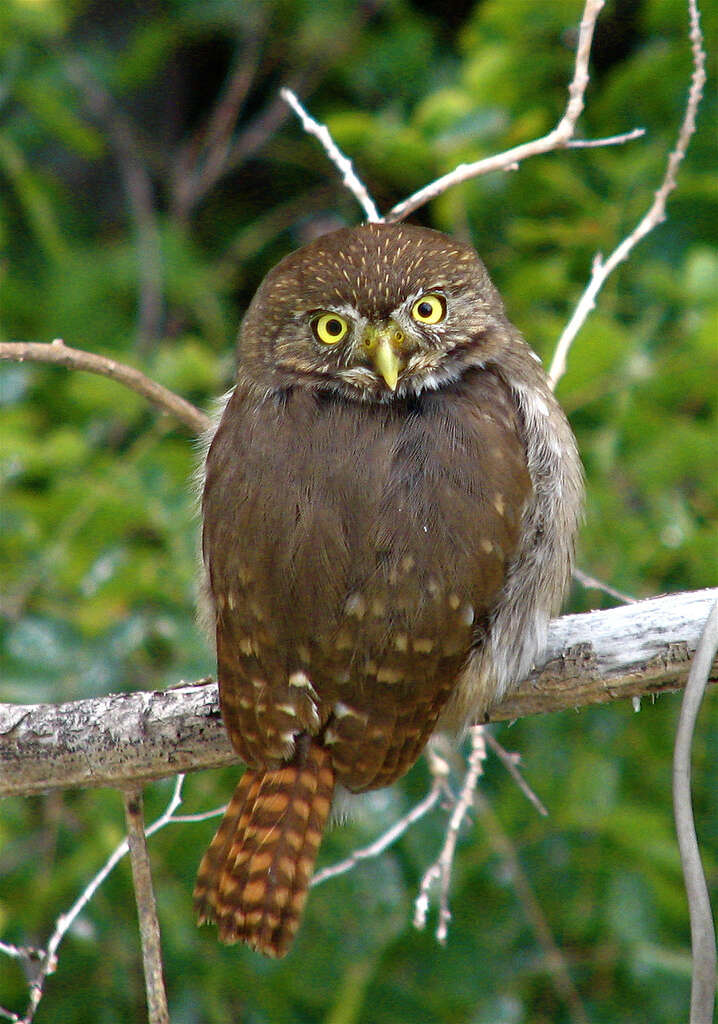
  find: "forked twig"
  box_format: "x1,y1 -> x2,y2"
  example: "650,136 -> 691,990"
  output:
280,1 -> 648,228
0,776 -> 224,1024
311,768 -> 450,889
386,0 -> 643,221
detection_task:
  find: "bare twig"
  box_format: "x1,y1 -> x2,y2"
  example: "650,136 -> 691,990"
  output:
565,127 -> 646,149
123,789 -> 169,1024
0,340 -> 209,435
386,0 -> 646,222
414,726 -> 487,943
548,0 -> 706,387
475,790 -> 589,1024
311,767 -> 450,888
484,731 -> 549,817
281,88 -> 381,223
167,805 -> 227,825
673,599 -> 718,1024
573,568 -> 637,605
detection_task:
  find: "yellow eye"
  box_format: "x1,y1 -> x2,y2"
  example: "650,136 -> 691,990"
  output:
313,312 -> 349,345
411,293 -> 446,325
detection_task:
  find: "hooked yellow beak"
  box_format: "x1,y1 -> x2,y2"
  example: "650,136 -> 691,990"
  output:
362,324 -> 404,391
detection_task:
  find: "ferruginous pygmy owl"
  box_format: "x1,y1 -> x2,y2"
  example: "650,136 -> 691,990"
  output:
194,222 -> 583,958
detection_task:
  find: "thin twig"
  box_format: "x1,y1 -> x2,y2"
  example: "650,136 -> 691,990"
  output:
311,775 -> 449,888
123,789 -> 170,1024
673,599 -> 718,1024
475,790 -> 590,1024
484,732 -> 549,817
414,726 -> 488,943
573,568 -> 637,605
548,0 -> 706,387
281,88 -> 381,223
386,0 -> 646,222
0,340 -> 209,435
168,805 -> 227,824
566,127 -> 645,148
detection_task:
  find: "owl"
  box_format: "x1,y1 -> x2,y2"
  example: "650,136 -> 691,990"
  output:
194,222 -> 583,957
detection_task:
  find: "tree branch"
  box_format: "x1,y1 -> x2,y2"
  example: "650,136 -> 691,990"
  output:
414,726 -> 487,942
280,88 -> 381,223
672,598 -> 718,1024
0,339 -> 210,436
123,789 -> 170,1024
0,777 -> 187,1024
1,589 -> 715,799
548,0 -> 706,387
474,786 -> 590,1024
385,0 -> 645,222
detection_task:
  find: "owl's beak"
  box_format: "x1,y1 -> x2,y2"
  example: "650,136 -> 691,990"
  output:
362,324 -> 404,391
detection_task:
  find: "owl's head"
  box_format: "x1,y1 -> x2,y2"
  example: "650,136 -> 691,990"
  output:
238,223 -> 514,400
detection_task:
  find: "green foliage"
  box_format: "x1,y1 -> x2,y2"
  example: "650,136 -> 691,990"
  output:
1,0 -> 716,1021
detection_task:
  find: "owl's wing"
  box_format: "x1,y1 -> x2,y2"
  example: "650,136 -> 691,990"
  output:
446,348 -> 584,727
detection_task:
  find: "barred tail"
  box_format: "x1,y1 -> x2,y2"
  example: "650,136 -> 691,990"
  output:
194,737 -> 335,958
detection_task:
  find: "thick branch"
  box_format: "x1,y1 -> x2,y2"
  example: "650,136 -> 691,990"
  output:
0,340 -> 210,436
1,589 -> 715,799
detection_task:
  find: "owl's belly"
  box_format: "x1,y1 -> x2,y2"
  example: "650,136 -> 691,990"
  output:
208,379 -> 529,790
215,478 -> 492,791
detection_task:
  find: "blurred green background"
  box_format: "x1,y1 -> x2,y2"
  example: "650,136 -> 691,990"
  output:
1,0 -> 716,1021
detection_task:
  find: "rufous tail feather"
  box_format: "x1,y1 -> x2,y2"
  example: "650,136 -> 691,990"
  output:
194,737 -> 335,958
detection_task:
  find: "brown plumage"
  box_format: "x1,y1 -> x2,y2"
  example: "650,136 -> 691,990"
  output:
195,223 -> 583,957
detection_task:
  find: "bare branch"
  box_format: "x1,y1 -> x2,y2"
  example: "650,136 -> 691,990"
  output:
386,0 -> 647,221
281,88 -> 381,223
311,768 -> 449,889
1,589 -> 716,799
673,599 -> 718,1024
0,340 -> 210,436
548,0 -> 707,387
123,790 -> 170,1024
573,567 -> 637,605
414,726 -> 487,942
